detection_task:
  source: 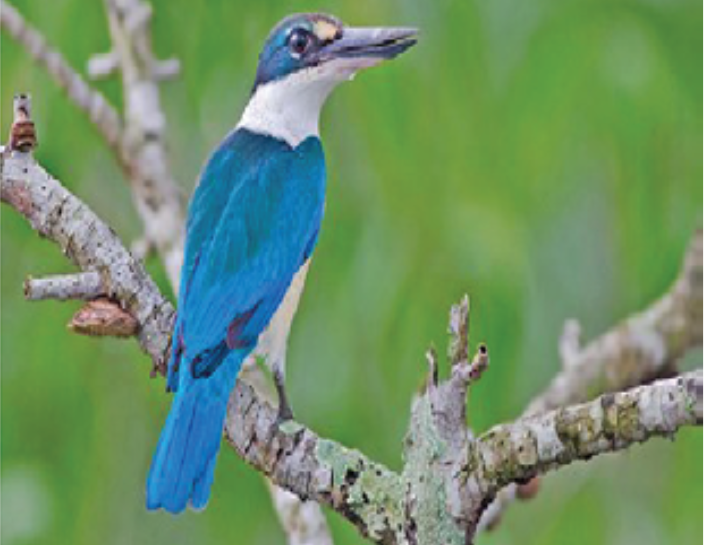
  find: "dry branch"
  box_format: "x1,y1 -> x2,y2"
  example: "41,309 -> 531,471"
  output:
1,148 -> 174,368
24,271 -> 103,301
94,0 -> 185,287
529,229 -> 702,416
471,370 -> 702,495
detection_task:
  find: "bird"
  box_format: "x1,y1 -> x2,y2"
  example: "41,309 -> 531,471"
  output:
146,12 -> 417,514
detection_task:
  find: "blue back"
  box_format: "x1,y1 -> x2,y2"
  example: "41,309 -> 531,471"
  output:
169,129 -> 326,389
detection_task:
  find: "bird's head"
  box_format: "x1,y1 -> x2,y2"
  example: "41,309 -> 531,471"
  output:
240,13 -> 418,145
253,13 -> 417,90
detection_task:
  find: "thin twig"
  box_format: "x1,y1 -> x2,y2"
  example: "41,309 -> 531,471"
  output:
24,271 -> 103,301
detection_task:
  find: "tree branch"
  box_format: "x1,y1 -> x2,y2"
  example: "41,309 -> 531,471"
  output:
92,0 -> 185,287
528,228 -> 702,416
24,271 -> 103,301
1,144 -> 174,370
471,369 -> 702,496
478,227 -> 703,531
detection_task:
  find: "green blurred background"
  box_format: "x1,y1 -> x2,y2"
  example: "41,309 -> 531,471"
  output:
2,0 -> 702,544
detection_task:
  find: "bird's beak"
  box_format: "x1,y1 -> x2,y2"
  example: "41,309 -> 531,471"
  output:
318,26 -> 418,69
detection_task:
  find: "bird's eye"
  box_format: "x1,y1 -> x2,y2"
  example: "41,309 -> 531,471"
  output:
288,29 -> 311,57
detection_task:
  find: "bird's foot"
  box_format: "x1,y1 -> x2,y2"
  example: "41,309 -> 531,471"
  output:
265,372 -> 297,441
273,368 -> 295,425
275,398 -> 295,425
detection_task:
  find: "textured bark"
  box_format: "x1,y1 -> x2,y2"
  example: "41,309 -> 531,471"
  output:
1,150 -> 175,370
226,379 -> 407,544
472,370 -> 702,496
24,271 -> 103,301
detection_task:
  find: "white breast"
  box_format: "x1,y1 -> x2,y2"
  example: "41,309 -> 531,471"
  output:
254,260 -> 311,372
238,72 -> 334,146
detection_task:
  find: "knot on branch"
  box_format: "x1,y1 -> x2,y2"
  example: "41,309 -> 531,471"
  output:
68,297 -> 139,338
8,94 -> 37,152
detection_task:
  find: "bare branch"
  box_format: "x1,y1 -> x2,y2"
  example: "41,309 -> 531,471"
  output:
225,379 -> 407,544
1,150 -> 174,369
470,369 -> 702,495
94,0 -> 185,288
238,361 -> 335,545
3,140 -> 701,544
24,271 -> 103,301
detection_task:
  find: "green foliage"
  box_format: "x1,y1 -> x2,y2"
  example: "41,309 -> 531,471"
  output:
1,0 -> 701,544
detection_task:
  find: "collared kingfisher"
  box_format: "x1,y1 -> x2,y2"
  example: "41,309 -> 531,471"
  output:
146,13 -> 417,513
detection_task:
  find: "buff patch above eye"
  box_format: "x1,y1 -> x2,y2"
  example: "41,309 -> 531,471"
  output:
313,20 -> 340,42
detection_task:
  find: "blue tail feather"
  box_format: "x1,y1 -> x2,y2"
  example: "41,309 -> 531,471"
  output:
146,352 -> 244,513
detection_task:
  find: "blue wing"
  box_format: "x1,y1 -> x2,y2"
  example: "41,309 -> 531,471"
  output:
168,129 -> 326,389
